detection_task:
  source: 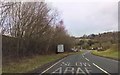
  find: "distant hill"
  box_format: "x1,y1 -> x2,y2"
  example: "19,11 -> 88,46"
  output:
76,31 -> 119,50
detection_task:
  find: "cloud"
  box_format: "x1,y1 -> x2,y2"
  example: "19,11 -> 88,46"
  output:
46,0 -> 118,36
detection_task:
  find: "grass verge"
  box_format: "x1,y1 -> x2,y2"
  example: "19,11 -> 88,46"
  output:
2,52 -> 82,73
92,49 -> 120,60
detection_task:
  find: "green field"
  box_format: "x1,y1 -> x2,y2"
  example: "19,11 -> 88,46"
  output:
2,52 -> 82,73
92,44 -> 119,60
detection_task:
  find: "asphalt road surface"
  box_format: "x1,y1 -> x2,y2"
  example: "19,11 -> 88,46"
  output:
40,50 -> 119,75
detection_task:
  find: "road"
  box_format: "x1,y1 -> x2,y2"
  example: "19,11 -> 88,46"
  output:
39,50 -> 119,75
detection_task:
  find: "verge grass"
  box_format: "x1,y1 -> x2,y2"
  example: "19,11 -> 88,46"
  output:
92,49 -> 119,60
3,51 -> 82,73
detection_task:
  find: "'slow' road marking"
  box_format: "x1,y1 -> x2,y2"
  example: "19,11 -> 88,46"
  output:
85,58 -> 89,61
40,57 -> 65,75
92,63 -> 111,75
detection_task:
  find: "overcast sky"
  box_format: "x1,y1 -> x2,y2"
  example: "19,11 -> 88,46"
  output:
46,0 -> 118,37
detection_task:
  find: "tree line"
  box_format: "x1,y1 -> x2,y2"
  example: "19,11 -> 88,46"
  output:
76,31 -> 119,50
0,2 -> 75,63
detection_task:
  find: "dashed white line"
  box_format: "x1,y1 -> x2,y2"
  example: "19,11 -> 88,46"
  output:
75,62 -> 77,66
85,58 -> 89,61
92,63 -> 111,75
82,55 -> 84,58
82,54 -> 84,58
40,57 -> 65,75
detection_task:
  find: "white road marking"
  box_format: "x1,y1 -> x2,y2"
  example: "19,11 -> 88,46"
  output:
85,67 -> 92,74
61,62 -> 70,66
40,57 -> 65,75
75,62 -> 77,66
85,58 -> 89,61
82,55 -> 84,58
64,67 -> 74,74
76,67 -> 86,74
92,63 -> 111,75
76,62 -> 83,66
52,67 -> 62,73
76,62 -> 91,66
83,51 -> 90,55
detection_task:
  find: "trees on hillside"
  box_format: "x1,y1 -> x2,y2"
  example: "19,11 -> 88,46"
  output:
77,32 -> 118,50
1,2 -> 75,61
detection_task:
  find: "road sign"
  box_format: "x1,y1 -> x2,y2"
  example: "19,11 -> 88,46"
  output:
57,44 -> 64,52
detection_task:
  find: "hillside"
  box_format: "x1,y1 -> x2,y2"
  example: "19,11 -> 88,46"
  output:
76,31 -> 119,50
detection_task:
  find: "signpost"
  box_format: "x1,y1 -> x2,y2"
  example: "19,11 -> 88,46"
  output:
57,44 -> 64,53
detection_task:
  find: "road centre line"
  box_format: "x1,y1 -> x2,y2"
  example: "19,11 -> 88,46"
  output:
82,54 -> 84,58
40,57 -> 65,75
85,58 -> 89,61
92,63 -> 111,75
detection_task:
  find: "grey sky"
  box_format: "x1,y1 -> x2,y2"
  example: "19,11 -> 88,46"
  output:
47,0 -> 118,37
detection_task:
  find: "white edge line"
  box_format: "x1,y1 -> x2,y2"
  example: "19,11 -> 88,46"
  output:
85,58 -> 89,61
40,57 -> 65,75
92,63 -> 111,75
